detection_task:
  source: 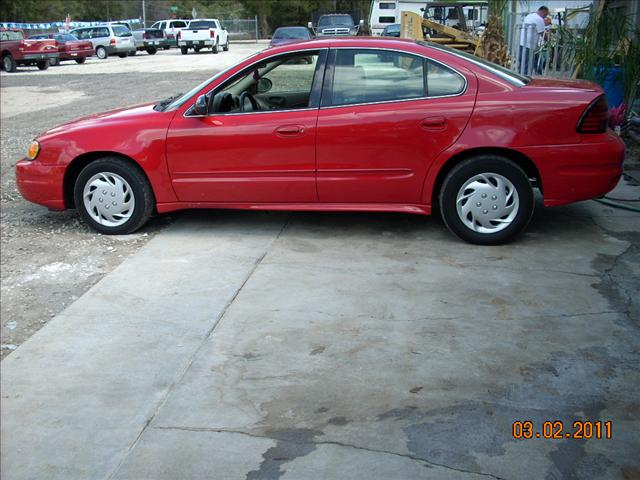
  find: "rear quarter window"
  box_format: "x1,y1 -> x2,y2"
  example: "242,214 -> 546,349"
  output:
426,60 -> 466,96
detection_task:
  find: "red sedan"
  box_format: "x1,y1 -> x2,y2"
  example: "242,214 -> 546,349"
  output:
29,33 -> 93,64
16,38 -> 624,244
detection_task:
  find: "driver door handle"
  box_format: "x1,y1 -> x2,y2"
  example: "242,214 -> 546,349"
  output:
275,125 -> 305,137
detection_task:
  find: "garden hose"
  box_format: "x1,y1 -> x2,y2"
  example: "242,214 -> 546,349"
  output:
594,198 -> 640,213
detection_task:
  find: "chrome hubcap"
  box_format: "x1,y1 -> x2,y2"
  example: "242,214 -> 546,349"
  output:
455,173 -> 519,233
3,57 -> 11,70
97,48 -> 106,59
83,172 -> 135,227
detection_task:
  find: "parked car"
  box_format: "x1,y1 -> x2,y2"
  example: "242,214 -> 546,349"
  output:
149,19 -> 189,48
28,33 -> 93,64
1,28 -> 58,71
269,26 -> 312,47
15,38 -> 624,244
308,14 -> 364,36
381,24 -> 401,37
70,24 -> 135,59
178,19 -> 229,54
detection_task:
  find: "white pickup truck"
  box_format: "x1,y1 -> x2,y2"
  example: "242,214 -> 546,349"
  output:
178,19 -> 229,54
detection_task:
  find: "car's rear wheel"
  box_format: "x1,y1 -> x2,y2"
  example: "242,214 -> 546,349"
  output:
223,39 -> 229,51
439,156 -> 534,245
146,46 -> 157,55
74,158 -> 155,235
180,46 -> 188,55
75,57 -> 86,64
194,46 -> 201,53
50,57 -> 60,66
2,54 -> 17,72
163,45 -> 170,50
36,60 -> 49,70
212,40 -> 219,54
96,46 -> 107,59
118,53 -> 128,58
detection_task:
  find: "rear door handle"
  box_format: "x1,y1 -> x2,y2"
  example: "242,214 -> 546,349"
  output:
420,116 -> 447,131
275,125 -> 305,136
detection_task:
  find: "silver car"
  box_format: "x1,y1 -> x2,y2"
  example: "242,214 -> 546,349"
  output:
70,24 -> 135,59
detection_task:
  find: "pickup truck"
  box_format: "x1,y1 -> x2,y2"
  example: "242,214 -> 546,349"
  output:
177,19 -> 229,54
132,28 -> 165,54
308,14 -> 364,36
1,28 -> 59,71
150,19 -> 189,48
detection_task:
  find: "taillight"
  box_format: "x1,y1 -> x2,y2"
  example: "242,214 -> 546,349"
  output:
177,31 -> 181,40
577,96 -> 608,134
110,37 -> 116,45
143,32 -> 147,40
210,30 -> 215,38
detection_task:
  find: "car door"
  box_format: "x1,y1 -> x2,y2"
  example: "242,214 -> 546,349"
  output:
165,49 -> 327,203
316,48 -> 476,204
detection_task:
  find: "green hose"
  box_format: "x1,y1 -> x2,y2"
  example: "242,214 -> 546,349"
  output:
594,198 -> 640,213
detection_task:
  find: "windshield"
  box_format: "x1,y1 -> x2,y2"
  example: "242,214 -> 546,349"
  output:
273,28 -> 310,39
318,15 -> 354,27
189,21 -> 216,29
419,41 -> 530,86
112,25 -> 132,37
164,50 -> 263,111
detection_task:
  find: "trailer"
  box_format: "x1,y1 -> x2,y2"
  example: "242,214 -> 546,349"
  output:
369,0 -> 427,36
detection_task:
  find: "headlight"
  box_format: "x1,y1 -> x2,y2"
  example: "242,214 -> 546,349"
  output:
26,140 -> 40,160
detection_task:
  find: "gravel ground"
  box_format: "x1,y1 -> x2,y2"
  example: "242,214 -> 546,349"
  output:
0,44 -> 266,359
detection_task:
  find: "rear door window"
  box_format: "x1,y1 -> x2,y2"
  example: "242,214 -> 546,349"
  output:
330,49 -> 425,106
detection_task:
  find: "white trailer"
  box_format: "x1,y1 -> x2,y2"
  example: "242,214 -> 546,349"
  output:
369,0 -> 427,36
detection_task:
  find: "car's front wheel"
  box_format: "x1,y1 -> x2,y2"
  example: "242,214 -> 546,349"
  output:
96,46 -> 107,59
439,156 -> 534,245
36,60 -> 49,70
74,158 -> 155,235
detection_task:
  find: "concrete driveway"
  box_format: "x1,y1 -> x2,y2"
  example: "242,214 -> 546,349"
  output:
2,178 -> 639,480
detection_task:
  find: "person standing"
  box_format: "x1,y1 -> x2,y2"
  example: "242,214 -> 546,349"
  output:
519,6 -> 549,75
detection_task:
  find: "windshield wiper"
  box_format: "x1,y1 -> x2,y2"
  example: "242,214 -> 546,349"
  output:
154,93 -> 182,112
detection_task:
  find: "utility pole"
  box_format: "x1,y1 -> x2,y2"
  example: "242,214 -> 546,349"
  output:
142,0 -> 146,27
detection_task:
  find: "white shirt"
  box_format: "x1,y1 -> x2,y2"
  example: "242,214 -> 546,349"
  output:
519,12 -> 546,47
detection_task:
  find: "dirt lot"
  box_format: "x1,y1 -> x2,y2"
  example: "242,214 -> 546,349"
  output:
0,43 -> 266,358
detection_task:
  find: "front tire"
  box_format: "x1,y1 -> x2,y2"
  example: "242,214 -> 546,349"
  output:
3,53 -> 17,72
36,60 -> 49,70
439,156 -> 534,245
50,57 -> 60,66
96,46 -> 107,59
74,158 -> 155,235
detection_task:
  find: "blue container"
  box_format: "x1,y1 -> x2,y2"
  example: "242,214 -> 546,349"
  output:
601,66 -> 624,108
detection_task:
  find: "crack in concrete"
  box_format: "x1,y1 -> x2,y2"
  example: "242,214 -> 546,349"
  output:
152,425 -> 505,479
105,216 -> 292,480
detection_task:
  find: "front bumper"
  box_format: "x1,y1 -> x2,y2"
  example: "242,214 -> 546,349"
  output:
520,132 -> 626,207
15,159 -> 66,210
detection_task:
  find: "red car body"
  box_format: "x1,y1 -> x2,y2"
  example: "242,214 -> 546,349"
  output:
29,33 -> 93,62
1,28 -> 58,70
16,38 -> 624,238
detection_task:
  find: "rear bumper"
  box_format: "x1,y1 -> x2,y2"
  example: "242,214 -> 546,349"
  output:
519,132 -> 625,207
60,50 -> 93,60
178,39 -> 215,47
15,159 -> 66,210
19,52 -> 58,62
107,45 -> 136,54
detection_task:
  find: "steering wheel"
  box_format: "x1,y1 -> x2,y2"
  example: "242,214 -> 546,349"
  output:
238,91 -> 259,113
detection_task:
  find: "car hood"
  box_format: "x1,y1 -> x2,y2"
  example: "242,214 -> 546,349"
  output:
38,102 -> 164,140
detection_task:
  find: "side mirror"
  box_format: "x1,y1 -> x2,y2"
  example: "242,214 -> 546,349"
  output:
307,21 -> 313,29
193,94 -> 208,115
257,77 -> 272,94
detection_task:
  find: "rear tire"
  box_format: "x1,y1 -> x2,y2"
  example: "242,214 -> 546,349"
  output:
180,46 -> 188,55
118,53 -> 128,58
50,57 -> 60,66
146,46 -> 157,55
74,157 -> 155,235
212,41 -> 219,54
36,60 -> 49,70
194,46 -> 201,53
3,53 -> 17,72
439,156 -> 534,245
96,46 -> 107,59
163,45 -> 170,50
75,57 -> 86,64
